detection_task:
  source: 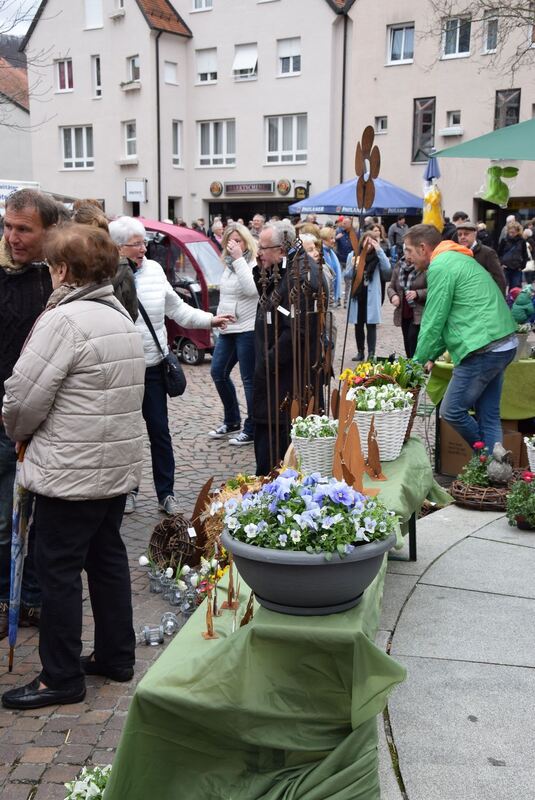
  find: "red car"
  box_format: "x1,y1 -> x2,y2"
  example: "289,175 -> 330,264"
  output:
140,218 -> 224,364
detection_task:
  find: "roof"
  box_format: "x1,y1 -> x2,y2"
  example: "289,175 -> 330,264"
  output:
324,0 -> 357,12
20,0 -> 191,51
0,56 -> 29,111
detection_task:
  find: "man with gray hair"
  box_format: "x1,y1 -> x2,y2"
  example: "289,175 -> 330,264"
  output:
250,213 -> 265,240
0,189 -> 59,638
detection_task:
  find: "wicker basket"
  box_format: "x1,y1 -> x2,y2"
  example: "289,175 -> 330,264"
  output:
404,387 -> 421,443
450,469 -> 525,511
353,407 -> 412,461
291,435 -> 337,476
527,443 -> 535,472
148,514 -> 201,570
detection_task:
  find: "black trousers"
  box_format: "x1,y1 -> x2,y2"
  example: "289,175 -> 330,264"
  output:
401,318 -> 420,358
254,419 -> 291,477
34,494 -> 134,690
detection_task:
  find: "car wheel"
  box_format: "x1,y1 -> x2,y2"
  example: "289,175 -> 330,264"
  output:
179,340 -> 205,365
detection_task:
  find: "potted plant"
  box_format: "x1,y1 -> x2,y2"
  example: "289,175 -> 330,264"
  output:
221,469 -> 398,615
64,765 -> 111,800
524,435 -> 535,472
506,471 -> 535,530
347,384 -> 414,461
514,323 -> 532,361
290,414 -> 338,476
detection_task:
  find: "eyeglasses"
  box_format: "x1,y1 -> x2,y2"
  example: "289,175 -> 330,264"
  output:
123,241 -> 147,249
258,244 -> 281,251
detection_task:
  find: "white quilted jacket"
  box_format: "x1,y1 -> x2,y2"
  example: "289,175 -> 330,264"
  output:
135,258 -> 213,366
2,284 -> 146,500
216,256 -> 258,334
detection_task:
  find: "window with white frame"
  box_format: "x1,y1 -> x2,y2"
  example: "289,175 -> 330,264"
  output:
232,43 -> 257,81
172,120 -> 182,166
494,89 -> 520,129
266,114 -> 307,164
91,55 -> 102,97
84,0 -> 103,29
128,55 -> 140,82
164,61 -> 178,84
483,14 -> 498,52
387,24 -> 414,63
198,119 -> 235,166
61,126 -> 94,169
123,120 -> 137,157
56,59 -> 73,92
447,110 -> 461,127
442,17 -> 471,57
277,37 -> 301,76
193,0 -> 213,9
196,48 -> 217,83
412,97 -> 435,162
374,116 -> 388,134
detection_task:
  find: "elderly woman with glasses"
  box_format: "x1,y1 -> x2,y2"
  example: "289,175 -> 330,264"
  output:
109,217 -> 233,516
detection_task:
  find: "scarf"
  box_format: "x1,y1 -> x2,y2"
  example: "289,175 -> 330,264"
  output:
398,260 -> 416,293
224,249 -> 251,270
45,283 -> 78,309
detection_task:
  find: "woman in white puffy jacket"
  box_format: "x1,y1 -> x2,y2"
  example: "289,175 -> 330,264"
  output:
208,223 -> 259,446
108,217 -> 232,516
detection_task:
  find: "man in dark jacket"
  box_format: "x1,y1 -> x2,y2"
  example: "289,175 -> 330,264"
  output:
0,189 -> 57,639
456,220 -> 506,295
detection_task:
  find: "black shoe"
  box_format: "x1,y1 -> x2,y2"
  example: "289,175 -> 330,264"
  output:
19,605 -> 41,629
80,654 -> 134,683
2,677 -> 86,710
351,352 -> 365,362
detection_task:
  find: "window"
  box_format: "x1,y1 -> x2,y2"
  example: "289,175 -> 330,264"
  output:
124,120 -> 137,157
494,89 -> 521,129
447,110 -> 461,127
61,126 -> 94,169
387,24 -> 414,63
266,114 -> 307,164
84,0 -> 103,29
483,14 -> 498,53
193,0 -> 212,9
232,43 -> 257,81
128,55 -> 140,82
56,59 -> 73,92
172,120 -> 182,166
412,97 -> 435,162
277,37 -> 301,75
91,55 -> 102,97
164,61 -> 178,84
374,116 -> 388,134
198,119 -> 235,166
443,17 -> 471,56
196,48 -> 217,83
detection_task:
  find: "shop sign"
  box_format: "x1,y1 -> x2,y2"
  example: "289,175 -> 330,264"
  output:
210,181 -> 223,197
294,181 -> 310,201
224,181 -> 274,195
125,179 -> 147,203
507,197 -> 535,210
277,178 -> 291,196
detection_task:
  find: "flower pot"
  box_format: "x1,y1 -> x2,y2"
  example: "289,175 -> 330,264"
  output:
221,530 -> 396,616
291,435 -> 337,476
353,407 -> 412,462
527,443 -> 535,472
513,332 -> 532,361
515,515 -> 535,531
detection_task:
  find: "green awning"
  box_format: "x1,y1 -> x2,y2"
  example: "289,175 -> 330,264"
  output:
435,118 -> 535,161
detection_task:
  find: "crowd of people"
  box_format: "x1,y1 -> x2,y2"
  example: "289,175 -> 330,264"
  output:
0,187 -> 533,710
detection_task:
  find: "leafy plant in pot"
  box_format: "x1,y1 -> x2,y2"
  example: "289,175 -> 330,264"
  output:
506,471 -> 535,530
220,469 -> 399,615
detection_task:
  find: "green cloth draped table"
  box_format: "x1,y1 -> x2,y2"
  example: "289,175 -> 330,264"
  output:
427,360 -> 535,420
105,438 -> 447,800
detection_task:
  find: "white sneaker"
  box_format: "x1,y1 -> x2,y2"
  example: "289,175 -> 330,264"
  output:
208,423 -> 241,439
158,495 -> 181,516
229,432 -> 254,446
124,492 -> 137,514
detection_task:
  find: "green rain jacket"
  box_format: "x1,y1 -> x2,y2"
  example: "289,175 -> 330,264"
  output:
414,246 -> 515,366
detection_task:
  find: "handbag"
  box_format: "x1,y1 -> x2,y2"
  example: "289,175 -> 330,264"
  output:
138,302 -> 187,397
523,242 -> 534,273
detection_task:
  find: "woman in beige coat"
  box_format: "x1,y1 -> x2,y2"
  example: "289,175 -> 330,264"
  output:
1,224 -> 146,710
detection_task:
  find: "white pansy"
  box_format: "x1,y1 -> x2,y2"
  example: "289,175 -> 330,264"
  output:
138,555 -> 149,567
181,564 -> 191,575
165,567 -> 173,579
190,573 -> 200,588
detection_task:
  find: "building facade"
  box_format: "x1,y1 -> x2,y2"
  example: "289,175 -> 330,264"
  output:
0,55 -> 33,182
23,0 -> 351,222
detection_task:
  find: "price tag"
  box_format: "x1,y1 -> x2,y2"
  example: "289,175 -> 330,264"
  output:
290,305 -> 295,318
277,305 -> 290,317
266,311 -> 272,324
187,527 -> 197,539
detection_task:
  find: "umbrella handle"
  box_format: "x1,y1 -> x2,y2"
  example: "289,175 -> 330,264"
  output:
16,443 -> 27,463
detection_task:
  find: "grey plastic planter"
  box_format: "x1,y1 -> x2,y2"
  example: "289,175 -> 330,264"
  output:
221,531 -> 397,616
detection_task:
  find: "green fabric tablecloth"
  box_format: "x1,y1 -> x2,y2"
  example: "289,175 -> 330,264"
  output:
105,438 -> 447,800
427,360 -> 535,420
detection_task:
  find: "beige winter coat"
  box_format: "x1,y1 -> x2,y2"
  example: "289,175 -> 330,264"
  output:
2,283 -> 146,500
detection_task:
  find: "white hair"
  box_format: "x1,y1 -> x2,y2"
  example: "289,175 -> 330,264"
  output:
108,216 -> 146,246
264,219 -> 296,248
299,233 -> 317,245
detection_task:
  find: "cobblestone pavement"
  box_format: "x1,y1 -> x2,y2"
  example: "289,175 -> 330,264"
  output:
0,304 -> 436,798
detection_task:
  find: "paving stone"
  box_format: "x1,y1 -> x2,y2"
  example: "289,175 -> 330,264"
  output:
471,516 -> 535,549
3,784 -> 35,800
78,710 -> 112,726
9,762 -> 47,782
20,746 -> 57,764
41,764 -> 79,784
52,744 -> 93,765
35,783 -> 71,800
379,572 -> 418,630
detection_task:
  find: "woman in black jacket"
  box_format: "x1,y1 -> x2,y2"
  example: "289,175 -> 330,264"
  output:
498,221 -> 529,291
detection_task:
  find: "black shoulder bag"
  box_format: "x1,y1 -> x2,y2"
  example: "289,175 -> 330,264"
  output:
138,302 -> 187,397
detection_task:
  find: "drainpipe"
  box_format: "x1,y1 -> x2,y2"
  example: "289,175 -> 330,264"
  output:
155,31 -> 162,220
339,12 -> 348,184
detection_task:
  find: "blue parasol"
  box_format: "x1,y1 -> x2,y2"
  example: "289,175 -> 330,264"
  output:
8,445 -> 33,672
288,177 -> 423,216
423,156 -> 441,182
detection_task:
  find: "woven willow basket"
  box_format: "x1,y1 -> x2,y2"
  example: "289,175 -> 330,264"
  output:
291,435 -> 337,476
527,443 -> 535,472
353,407 -> 412,462
450,469 -> 525,511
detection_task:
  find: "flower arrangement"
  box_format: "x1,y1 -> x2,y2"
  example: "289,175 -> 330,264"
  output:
524,435 -> 535,448
64,765 -> 111,800
347,384 -> 414,412
458,441 -> 492,487
223,469 -> 397,558
516,322 -> 532,334
291,414 -> 338,439
506,471 -> 535,528
340,357 -> 426,390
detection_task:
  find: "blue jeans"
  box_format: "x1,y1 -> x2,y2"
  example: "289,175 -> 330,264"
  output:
0,425 -> 41,607
142,364 -> 175,502
440,347 -> 517,451
210,331 -> 255,437
504,268 -> 522,291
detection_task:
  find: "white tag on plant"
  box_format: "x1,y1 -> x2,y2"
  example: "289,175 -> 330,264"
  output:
187,527 -> 197,539
277,305 -> 290,317
266,311 -> 272,324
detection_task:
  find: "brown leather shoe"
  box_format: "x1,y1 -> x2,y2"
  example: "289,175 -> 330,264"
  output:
0,603 -> 8,640
19,606 -> 41,628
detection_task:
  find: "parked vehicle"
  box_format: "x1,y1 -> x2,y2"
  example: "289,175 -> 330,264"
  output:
140,218 -> 224,364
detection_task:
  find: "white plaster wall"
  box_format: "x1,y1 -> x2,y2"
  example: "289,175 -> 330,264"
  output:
0,102 -> 33,180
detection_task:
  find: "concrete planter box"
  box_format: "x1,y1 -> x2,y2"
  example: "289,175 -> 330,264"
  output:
221,531 -> 397,616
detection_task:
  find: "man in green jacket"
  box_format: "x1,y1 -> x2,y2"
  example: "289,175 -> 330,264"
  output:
407,224 -> 517,452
